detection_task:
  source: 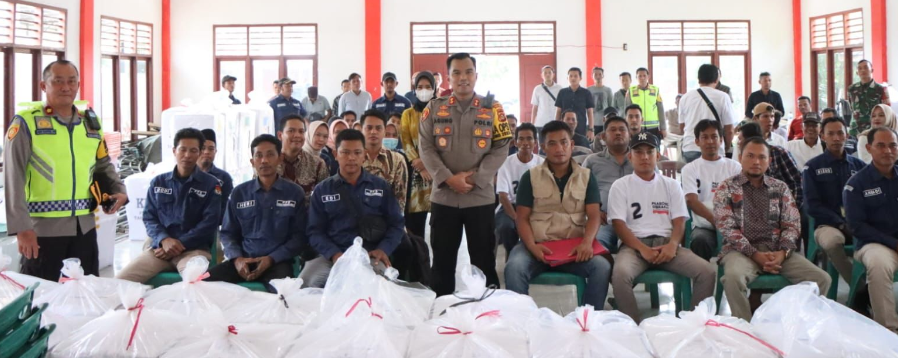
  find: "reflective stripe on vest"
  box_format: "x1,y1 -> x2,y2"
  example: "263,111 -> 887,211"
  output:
19,103 -> 102,218
629,85 -> 660,128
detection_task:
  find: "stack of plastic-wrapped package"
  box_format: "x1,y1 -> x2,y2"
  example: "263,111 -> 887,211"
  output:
141,256 -> 249,318
528,305 -> 656,358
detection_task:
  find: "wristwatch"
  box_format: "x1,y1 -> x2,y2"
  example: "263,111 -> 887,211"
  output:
587,129 -> 595,133
784,249 -> 793,259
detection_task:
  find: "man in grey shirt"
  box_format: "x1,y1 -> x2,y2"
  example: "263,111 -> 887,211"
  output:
582,116 -> 633,253
612,72 -> 632,115
588,67 -> 614,134
4,60 -> 127,280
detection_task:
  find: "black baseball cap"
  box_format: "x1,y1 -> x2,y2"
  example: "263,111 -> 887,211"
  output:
603,107 -> 618,118
278,77 -> 297,85
803,112 -> 821,123
382,72 -> 397,82
629,131 -> 660,149
221,75 -> 237,84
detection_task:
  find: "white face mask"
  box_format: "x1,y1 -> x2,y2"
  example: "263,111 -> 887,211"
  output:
415,89 -> 434,103
382,138 -> 399,150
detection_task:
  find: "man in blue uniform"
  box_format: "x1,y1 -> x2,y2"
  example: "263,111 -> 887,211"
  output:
207,134 -> 306,291
300,129 -> 404,288
117,128 -> 222,283
269,77 -> 307,133
844,126 -> 898,333
371,72 -> 412,116
198,128 -> 234,219
803,116 -> 865,283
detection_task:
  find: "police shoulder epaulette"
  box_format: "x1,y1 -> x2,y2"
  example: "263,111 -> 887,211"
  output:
480,92 -> 495,109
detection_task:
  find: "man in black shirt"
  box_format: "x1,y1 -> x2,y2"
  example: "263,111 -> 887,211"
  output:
554,67 -> 595,141
744,72 -> 784,119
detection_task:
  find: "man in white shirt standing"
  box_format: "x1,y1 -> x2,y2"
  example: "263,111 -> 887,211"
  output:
785,112 -> 824,169
495,123 -> 544,258
529,65 -> 563,138
609,131 -> 715,322
678,64 -> 736,163
338,73 -> 372,115
681,119 -> 742,261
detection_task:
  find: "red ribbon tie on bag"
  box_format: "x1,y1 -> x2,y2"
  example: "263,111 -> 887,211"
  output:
344,297 -> 383,319
576,309 -> 590,332
228,325 -> 239,335
436,310 -> 502,336
0,272 -> 24,290
705,319 -> 785,356
125,298 -> 146,351
190,272 -> 210,284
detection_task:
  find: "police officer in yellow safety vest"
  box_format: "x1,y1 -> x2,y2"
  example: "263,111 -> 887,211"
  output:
626,67 -> 667,140
3,60 -> 128,281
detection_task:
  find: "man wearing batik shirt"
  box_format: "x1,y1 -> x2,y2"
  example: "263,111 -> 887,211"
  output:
715,137 -> 830,321
360,109 -> 408,212
848,60 -> 891,136
277,114 -> 328,205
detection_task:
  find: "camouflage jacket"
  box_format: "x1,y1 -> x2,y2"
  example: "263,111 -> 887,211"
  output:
848,80 -> 890,136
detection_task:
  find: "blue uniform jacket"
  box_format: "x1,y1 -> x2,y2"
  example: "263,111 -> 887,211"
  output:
803,150 -> 866,228
143,167 -> 222,251
206,164 -> 234,218
308,170 -> 404,260
844,164 -> 898,250
269,95 -> 307,126
221,177 -> 306,263
371,94 -> 412,116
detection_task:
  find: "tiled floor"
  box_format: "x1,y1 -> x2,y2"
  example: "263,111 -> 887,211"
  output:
0,229 -> 874,319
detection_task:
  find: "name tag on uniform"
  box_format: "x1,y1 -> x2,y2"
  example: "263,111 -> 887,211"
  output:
277,103 -> 287,107
365,189 -> 384,197
237,200 -> 255,209
375,103 -> 386,108
276,200 -> 296,207
864,187 -> 883,197
322,194 -> 340,203
154,187 -> 172,195
86,132 -> 101,139
189,188 -> 207,198
816,168 -> 833,175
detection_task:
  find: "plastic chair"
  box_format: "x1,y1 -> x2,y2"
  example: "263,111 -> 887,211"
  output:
847,259 -> 898,308
713,232 -> 791,311
531,272 -> 587,307
0,283 -> 37,336
10,324 -> 55,358
658,160 -> 678,179
635,270 -> 692,314
0,303 -> 47,358
804,216 -> 853,300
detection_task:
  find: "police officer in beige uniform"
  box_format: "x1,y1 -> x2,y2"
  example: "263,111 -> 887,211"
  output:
419,53 -> 513,295
4,60 -> 127,281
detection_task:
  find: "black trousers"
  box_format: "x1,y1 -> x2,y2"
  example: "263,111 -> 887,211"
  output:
645,127 -> 663,139
430,202 -> 499,296
21,222 -> 98,281
206,259 -> 293,293
405,211 -> 429,238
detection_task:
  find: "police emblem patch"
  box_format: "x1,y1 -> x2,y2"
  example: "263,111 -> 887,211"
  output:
421,107 -> 430,122
36,117 -> 53,129
474,128 -> 482,136
438,137 -> 448,147
443,126 -> 451,134
6,124 -> 19,140
477,139 -> 487,148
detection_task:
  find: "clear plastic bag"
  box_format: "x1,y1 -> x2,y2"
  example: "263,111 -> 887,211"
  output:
408,305 -> 529,358
285,296 -> 411,358
223,277 -> 322,325
0,254 -> 26,307
528,305 -> 657,358
49,284 -> 195,358
160,314 -> 302,358
431,261 -> 538,328
319,238 -> 435,329
640,298 -> 784,358
751,281 -> 898,358
142,256 -> 249,317
36,258 -> 147,348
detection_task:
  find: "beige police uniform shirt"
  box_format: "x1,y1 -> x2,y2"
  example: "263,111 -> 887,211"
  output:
418,93 -> 512,209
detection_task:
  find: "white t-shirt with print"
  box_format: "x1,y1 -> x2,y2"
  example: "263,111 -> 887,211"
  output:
530,83 -> 564,127
608,173 -> 688,238
496,153 -> 545,213
681,157 -> 742,228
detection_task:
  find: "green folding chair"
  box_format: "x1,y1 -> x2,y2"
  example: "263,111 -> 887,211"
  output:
0,283 -> 37,336
0,303 -> 48,358
804,216 -> 853,300
635,270 -> 693,314
9,324 -> 55,358
531,272 -> 587,306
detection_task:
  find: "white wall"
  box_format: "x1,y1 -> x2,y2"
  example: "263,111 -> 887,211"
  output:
603,0 -> 796,115
36,0 -> 79,88
170,0 -> 365,106
888,1 -> 897,86
94,0 -> 163,119
382,0 -> 585,94
801,0 -> 871,103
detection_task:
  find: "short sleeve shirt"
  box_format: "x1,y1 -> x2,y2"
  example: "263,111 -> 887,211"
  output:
495,154 -> 545,212
681,157 -> 742,203
530,83 -> 563,127
607,173 -> 688,238
554,86 -> 595,135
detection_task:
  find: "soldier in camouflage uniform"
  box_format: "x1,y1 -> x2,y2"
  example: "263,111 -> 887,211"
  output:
848,60 -> 891,136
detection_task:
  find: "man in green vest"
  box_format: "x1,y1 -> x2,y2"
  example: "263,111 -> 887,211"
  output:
626,67 -> 667,140
4,60 -> 127,281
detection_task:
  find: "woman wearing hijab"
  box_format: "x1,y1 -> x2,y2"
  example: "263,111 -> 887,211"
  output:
304,120 -> 338,176
857,104 -> 898,163
399,71 -> 436,237
322,119 -> 348,175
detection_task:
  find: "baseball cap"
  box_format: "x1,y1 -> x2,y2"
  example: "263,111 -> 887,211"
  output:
751,102 -> 775,116
381,72 -> 397,82
278,77 -> 297,85
221,75 -> 237,83
603,107 -> 618,118
803,112 -> 821,123
629,131 -> 660,149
